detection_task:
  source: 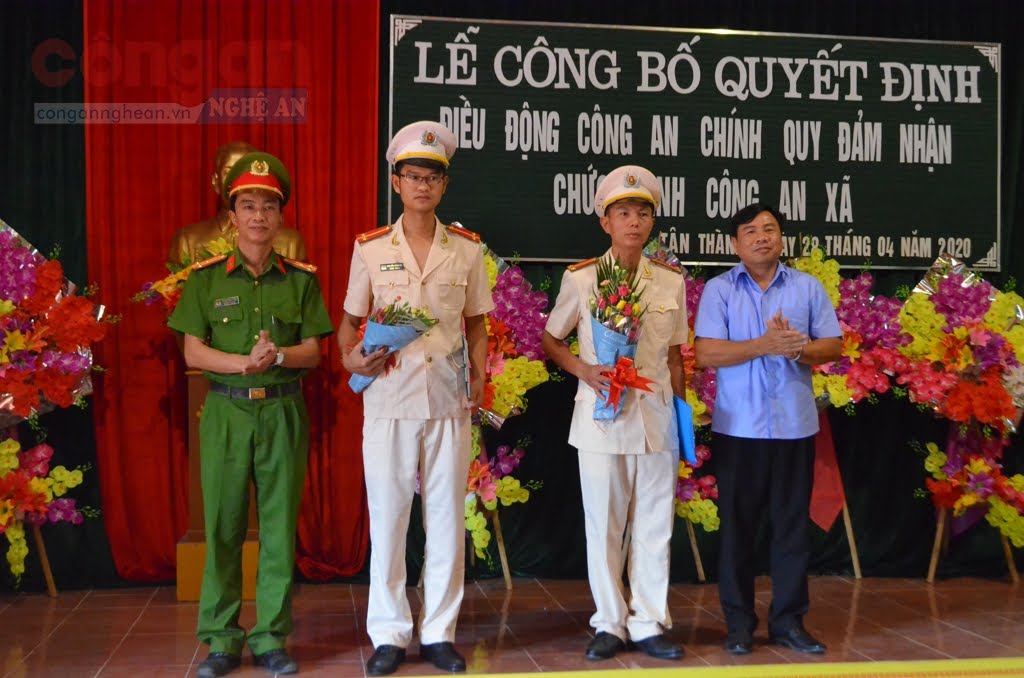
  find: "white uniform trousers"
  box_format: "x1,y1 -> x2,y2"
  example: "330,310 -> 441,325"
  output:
363,417 -> 472,648
577,448 -> 676,641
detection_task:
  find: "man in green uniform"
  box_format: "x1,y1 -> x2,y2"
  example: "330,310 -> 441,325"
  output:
168,152 -> 334,678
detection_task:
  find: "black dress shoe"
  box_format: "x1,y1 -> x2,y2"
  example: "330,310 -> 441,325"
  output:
367,645 -> 406,676
196,652 -> 241,678
769,626 -> 826,654
585,632 -> 626,660
724,633 -> 753,655
253,649 -> 298,675
632,634 -> 684,659
420,642 -> 466,672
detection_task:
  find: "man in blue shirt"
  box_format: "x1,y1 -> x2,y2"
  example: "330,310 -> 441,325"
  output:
694,203 -> 841,657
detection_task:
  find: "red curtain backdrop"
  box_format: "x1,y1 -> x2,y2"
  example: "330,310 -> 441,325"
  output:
83,0 -> 378,581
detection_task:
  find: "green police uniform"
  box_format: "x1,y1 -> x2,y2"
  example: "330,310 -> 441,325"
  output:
168,247 -> 333,656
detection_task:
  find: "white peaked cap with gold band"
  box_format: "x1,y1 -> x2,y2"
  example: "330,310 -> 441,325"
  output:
594,165 -> 661,217
386,120 -> 458,167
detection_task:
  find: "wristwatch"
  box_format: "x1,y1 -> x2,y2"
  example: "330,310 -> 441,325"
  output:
274,350 -> 285,366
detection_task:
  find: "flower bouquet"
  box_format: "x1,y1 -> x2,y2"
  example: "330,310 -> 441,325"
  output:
463,428 -> 541,560
444,244 -> 549,561
348,299 -> 438,394
895,253 -> 1024,544
589,254 -> 654,420
789,248 -> 905,410
674,444 -> 720,532
133,237 -> 233,313
0,221 -> 109,424
917,430 -> 1024,547
1,435 -> 91,583
894,254 -> 1022,428
478,246 -> 550,428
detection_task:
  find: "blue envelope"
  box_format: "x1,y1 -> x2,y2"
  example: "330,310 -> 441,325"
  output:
673,395 -> 697,464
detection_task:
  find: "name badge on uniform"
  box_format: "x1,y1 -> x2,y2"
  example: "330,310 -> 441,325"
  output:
380,262 -> 405,272
214,296 -> 240,308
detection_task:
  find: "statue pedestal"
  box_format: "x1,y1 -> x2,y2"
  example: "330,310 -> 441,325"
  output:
177,370 -> 260,601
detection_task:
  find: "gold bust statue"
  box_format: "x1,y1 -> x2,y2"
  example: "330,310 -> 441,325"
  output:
166,141 -> 307,266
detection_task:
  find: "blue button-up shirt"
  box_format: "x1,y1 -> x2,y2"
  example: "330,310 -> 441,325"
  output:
694,262 -> 841,440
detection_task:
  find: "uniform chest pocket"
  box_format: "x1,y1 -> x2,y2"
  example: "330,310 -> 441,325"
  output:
372,269 -> 411,301
645,297 -> 679,341
436,274 -> 468,310
268,303 -> 302,346
207,304 -> 247,349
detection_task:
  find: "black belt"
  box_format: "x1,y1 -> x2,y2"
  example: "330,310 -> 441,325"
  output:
209,381 -> 300,400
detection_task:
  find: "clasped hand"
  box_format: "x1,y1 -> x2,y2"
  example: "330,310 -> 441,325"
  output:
245,330 -> 277,374
762,310 -> 808,359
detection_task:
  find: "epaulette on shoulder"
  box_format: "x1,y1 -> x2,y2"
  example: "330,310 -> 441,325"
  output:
446,224 -> 481,243
568,257 -> 599,272
191,254 -> 228,271
357,225 -> 392,244
283,257 -> 318,273
650,258 -> 683,274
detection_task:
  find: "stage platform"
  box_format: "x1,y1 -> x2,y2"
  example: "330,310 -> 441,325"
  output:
1,576 -> 1022,676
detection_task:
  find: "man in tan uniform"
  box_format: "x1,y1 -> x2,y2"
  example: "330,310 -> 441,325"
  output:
167,141 -> 307,267
338,121 -> 493,676
542,165 -> 688,662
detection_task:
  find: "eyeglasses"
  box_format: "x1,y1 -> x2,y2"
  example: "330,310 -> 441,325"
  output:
398,173 -> 444,186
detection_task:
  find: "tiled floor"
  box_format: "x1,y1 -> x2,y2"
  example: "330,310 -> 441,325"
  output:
1,576 -> 1022,677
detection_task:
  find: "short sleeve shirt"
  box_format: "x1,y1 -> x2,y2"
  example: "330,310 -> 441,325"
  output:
168,249 -> 334,387
342,216 -> 495,419
545,251 -> 688,453
694,262 -> 841,439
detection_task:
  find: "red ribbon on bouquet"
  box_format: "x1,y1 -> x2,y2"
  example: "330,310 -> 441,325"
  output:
602,356 -> 655,410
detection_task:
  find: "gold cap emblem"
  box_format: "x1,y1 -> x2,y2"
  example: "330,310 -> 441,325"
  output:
422,130 -> 437,145
625,173 -> 639,187
250,159 -> 270,176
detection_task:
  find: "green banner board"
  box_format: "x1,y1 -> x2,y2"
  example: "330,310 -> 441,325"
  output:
383,16 -> 1001,270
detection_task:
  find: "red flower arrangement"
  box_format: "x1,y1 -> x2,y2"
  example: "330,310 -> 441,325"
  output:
1,435 -> 92,582
0,222 -> 111,422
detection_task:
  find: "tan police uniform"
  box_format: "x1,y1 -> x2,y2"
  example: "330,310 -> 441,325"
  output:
544,164 -> 688,643
344,215 -> 494,648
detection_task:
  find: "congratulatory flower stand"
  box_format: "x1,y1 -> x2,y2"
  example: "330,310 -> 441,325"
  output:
1,220 -> 108,595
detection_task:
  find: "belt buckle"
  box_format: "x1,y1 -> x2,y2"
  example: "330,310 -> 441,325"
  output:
248,387 -> 267,400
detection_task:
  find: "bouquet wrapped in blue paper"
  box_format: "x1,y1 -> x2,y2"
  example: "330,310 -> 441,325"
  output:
348,300 -> 438,394
589,255 -> 653,420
